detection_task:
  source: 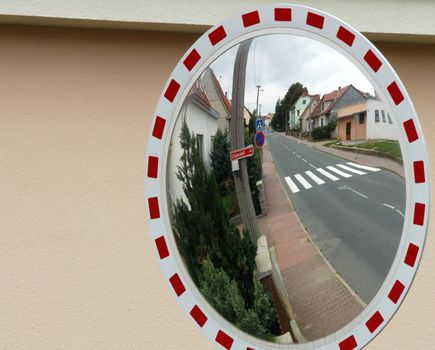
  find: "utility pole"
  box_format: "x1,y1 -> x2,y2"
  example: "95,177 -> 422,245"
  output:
256,85 -> 261,118
230,40 -> 260,242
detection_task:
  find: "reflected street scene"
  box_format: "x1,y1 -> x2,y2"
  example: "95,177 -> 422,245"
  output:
166,34 -> 405,344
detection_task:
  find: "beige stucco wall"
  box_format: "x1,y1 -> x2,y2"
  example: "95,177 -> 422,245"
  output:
1,25 -> 435,349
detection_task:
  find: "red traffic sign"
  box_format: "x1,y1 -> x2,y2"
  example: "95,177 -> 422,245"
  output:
254,131 -> 265,148
230,144 -> 254,161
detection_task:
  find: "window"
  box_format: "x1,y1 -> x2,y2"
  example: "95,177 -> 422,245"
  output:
375,110 -> 379,123
297,110 -> 300,117
359,112 -> 365,124
381,110 -> 386,123
321,118 -> 324,127
303,99 -> 307,105
196,134 -> 204,160
388,113 -> 393,124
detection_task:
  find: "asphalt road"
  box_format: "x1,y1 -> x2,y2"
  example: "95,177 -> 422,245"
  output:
265,131 -> 405,304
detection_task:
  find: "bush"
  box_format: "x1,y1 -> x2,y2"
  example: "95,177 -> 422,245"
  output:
173,121 -> 279,339
311,121 -> 336,140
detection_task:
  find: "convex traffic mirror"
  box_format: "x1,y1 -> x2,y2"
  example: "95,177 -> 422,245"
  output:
146,4 -> 429,350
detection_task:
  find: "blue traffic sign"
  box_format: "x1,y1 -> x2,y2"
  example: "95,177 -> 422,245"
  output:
255,119 -> 264,132
254,131 -> 265,148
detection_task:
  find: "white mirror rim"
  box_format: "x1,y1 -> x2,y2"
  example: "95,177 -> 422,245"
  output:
145,4 -> 430,349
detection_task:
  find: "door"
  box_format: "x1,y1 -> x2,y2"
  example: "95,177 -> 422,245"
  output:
346,122 -> 351,140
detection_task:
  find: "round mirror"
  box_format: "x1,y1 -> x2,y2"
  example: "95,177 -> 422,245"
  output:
146,5 -> 429,350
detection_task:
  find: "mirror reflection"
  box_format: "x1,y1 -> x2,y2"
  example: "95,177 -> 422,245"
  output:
166,34 -> 405,344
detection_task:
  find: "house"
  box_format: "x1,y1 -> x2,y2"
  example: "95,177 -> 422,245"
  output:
299,94 -> 320,133
309,85 -> 367,134
202,67 -> 232,131
167,79 -> 220,206
336,94 -> 398,141
288,91 -> 311,129
264,113 -> 273,128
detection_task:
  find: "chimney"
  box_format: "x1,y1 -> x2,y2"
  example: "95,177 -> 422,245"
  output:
338,86 -> 341,90
225,91 -> 227,97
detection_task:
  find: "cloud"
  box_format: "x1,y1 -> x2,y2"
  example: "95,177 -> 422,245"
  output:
210,34 -> 374,114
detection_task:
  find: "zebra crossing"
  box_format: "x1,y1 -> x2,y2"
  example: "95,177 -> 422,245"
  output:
284,162 -> 381,194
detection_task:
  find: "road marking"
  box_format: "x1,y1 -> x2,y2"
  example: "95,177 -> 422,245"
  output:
383,203 -> 405,218
395,209 -> 405,218
296,154 -> 301,158
305,171 -> 325,185
327,166 -> 352,178
347,162 -> 381,172
317,168 -> 339,181
294,174 -> 312,189
337,164 -> 367,175
285,176 -> 300,193
302,159 -> 308,163
309,163 -> 317,169
339,185 -> 368,199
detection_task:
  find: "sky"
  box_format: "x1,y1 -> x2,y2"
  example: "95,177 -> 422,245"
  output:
210,34 -> 374,115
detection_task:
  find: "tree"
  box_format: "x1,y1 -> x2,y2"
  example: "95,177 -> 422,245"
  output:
174,120 -> 256,300
173,121 -> 279,339
210,129 -> 232,192
272,83 -> 306,131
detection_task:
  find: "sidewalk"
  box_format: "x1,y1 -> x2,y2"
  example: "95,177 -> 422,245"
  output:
257,142 -> 364,341
282,133 -> 404,178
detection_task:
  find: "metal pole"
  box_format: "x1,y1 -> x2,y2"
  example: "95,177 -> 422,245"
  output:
256,85 -> 261,118
230,40 -> 260,242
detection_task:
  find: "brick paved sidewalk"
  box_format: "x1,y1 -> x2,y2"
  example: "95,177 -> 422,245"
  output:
282,133 -> 404,178
257,142 -> 364,341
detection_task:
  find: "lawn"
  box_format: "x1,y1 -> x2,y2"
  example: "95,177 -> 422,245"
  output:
354,140 -> 402,159
334,139 -> 402,160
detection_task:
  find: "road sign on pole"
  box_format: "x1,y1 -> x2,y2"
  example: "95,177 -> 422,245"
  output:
230,144 -> 254,161
255,118 -> 264,132
254,131 -> 265,148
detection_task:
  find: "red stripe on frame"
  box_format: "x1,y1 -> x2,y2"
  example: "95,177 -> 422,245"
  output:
164,79 -> 180,103
148,197 -> 160,219
147,156 -> 158,178
366,311 -> 384,333
403,119 -> 419,143
339,335 -> 357,350
183,49 -> 201,71
190,305 -> 208,327
404,243 -> 419,267
169,273 -> 186,297
242,11 -> 260,27
387,81 -> 404,105
413,161 -> 425,183
364,50 -> 382,73
306,12 -> 325,29
413,202 -> 426,226
209,26 -> 227,46
215,330 -> 234,350
275,8 -> 292,21
155,236 -> 169,259
152,116 -> 166,140
388,280 -> 405,304
337,26 -> 355,46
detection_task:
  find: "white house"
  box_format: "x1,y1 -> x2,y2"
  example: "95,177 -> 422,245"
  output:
366,96 -> 399,140
202,67 -> 232,131
167,80 -> 220,207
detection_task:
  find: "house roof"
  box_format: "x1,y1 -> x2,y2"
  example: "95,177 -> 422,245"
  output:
300,94 -> 320,120
310,85 -> 367,119
189,80 -> 212,110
